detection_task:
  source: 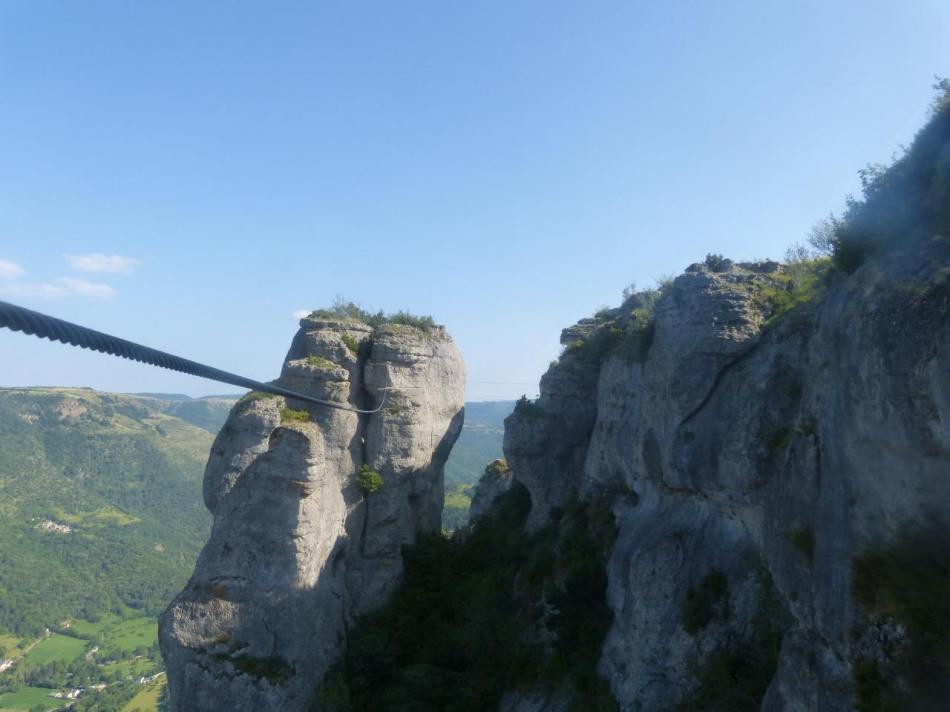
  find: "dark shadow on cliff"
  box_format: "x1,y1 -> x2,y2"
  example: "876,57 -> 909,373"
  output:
851,518 -> 950,711
311,483 -> 619,712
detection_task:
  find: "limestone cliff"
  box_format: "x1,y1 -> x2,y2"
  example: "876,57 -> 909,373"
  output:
159,316 -> 464,711
500,237 -> 950,710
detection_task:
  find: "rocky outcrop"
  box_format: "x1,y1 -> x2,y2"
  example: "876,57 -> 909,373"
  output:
159,316 -> 464,711
503,237 -> 950,710
468,458 -> 513,522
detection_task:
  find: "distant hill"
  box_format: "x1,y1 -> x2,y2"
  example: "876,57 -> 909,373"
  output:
442,400 -> 513,530
130,394 -> 239,434
0,387 -> 506,707
0,387 -> 219,636
0,387 -> 507,633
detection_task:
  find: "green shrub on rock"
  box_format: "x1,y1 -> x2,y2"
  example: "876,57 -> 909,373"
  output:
308,299 -> 438,333
280,408 -> 310,424
357,465 -> 384,494
306,355 -> 335,368
485,458 -> 509,477
514,395 -> 545,418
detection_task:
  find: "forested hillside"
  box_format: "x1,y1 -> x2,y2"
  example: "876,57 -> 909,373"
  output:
131,394 -> 239,434
0,389 -> 508,633
0,386 -> 507,708
0,388 -> 215,636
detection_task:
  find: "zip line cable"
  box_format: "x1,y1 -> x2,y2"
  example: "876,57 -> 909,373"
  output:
0,300 -> 390,414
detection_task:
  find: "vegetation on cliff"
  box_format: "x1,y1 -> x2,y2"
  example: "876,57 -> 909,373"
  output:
811,78 -> 950,273
306,83 -> 950,712
308,299 -> 438,333
674,565 -> 784,711
314,484 -> 618,712
851,526 -> 950,710
356,465 -> 384,494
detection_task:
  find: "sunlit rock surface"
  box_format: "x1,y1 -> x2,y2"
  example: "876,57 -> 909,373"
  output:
503,239 -> 950,711
159,317 -> 464,712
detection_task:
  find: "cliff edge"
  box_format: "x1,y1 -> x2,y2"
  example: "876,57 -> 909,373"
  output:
159,315 -> 464,711
501,237 -> 949,710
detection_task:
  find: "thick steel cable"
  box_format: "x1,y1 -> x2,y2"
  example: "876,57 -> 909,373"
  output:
0,300 -> 388,414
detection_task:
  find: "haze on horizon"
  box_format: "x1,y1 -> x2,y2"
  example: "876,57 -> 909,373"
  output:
1,1 -> 949,401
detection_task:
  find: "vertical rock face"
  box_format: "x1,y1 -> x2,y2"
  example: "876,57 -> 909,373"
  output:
159,317 -> 464,712
503,238 -> 950,710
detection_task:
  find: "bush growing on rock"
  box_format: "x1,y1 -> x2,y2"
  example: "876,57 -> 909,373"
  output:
514,395 -> 545,418
340,333 -> 360,354
704,253 -> 729,271
280,407 -> 310,424
818,78 -> 950,274
356,465 -> 384,494
306,355 -> 335,368
309,299 -> 438,333
485,459 -> 509,477
238,390 -> 278,404
739,257 -> 831,327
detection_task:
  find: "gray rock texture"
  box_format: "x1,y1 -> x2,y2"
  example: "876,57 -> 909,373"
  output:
503,237 -> 950,711
159,317 -> 464,712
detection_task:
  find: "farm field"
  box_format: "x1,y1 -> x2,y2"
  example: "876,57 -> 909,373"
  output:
23,634 -> 86,665
120,678 -> 164,711
69,615 -> 119,638
101,657 -> 157,678
0,686 -> 63,711
101,618 -> 156,653
0,616 -> 163,710
66,615 -> 157,653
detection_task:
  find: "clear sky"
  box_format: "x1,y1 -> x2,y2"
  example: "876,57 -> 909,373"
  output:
1,1 -> 948,401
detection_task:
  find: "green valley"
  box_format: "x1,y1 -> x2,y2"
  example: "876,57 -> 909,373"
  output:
441,401 -> 513,531
0,387 -> 218,710
0,387 -> 507,708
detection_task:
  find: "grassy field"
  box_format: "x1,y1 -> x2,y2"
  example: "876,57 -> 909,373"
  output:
68,615 -> 119,638
0,686 -> 63,711
0,617 -> 162,710
101,657 -> 159,678
443,483 -> 475,532
67,615 -> 156,653
23,634 -> 87,665
52,506 -> 140,527
120,679 -> 164,712
103,618 -> 156,653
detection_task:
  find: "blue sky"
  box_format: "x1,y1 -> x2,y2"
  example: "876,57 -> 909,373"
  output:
1,1 -> 948,401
